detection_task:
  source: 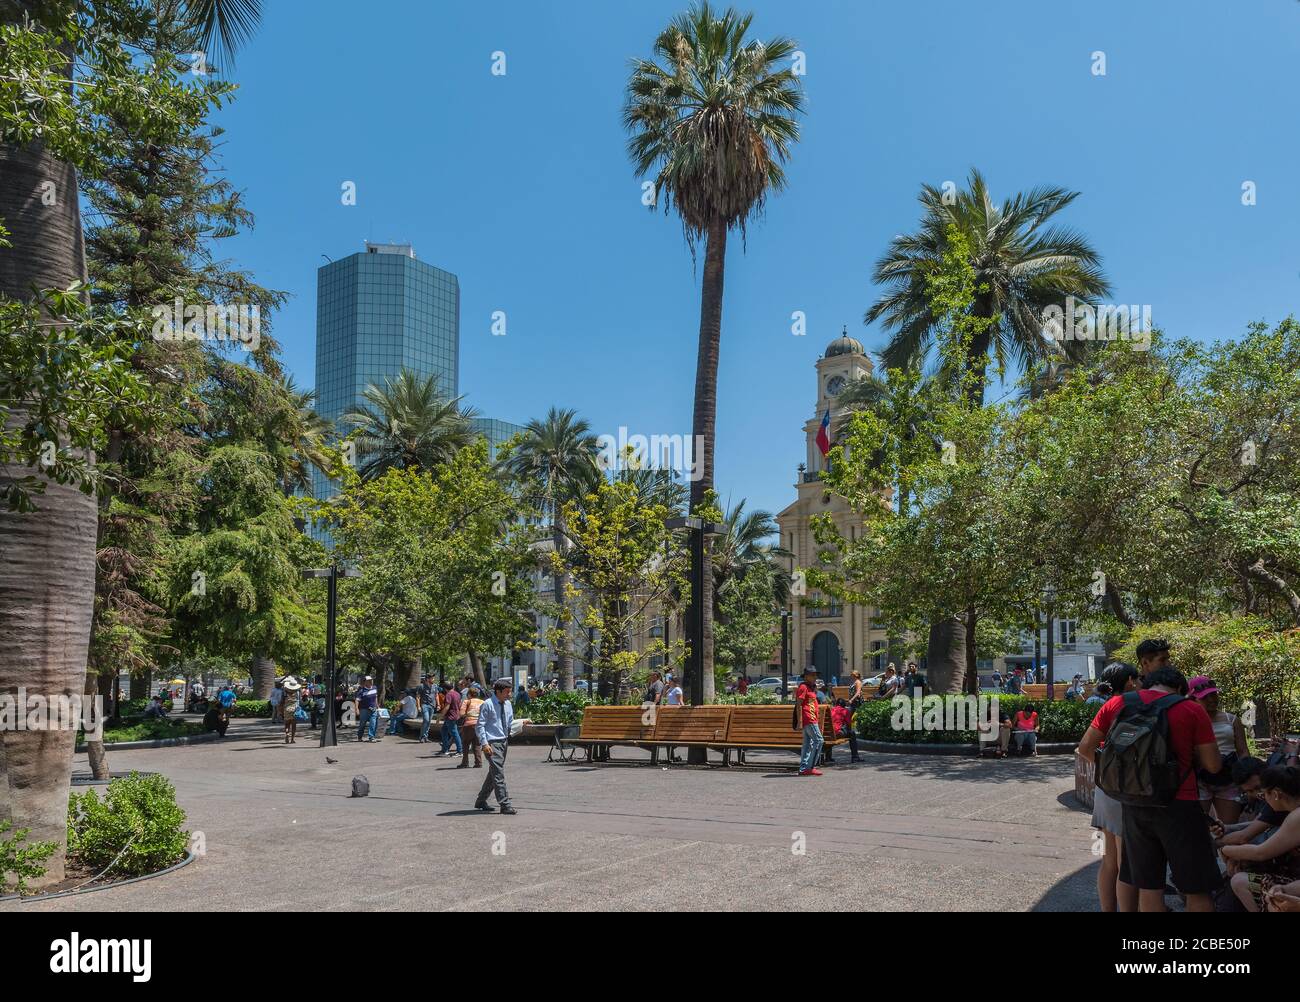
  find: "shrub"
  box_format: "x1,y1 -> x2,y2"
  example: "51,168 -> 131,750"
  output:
1117,618 -> 1300,735
67,772 -> 189,878
517,691 -> 608,725
0,820 -> 58,895
853,694 -> 1095,744
228,699 -> 271,718
715,690 -> 780,705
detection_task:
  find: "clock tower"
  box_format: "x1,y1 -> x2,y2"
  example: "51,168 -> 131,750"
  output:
776,328 -> 886,682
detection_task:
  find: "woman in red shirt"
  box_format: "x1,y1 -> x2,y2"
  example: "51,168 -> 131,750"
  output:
1012,703 -> 1039,756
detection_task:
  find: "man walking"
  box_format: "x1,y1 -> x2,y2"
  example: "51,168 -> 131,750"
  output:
474,679 -> 520,815
796,668 -> 823,777
438,680 -> 464,757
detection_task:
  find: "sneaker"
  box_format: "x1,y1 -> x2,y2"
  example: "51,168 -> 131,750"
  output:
499,806 -> 517,815
809,768 -> 823,776
798,769 -> 813,776
473,802 -> 492,812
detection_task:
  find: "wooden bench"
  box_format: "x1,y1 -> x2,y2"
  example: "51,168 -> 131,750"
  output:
714,704 -> 847,766
562,706 -> 656,762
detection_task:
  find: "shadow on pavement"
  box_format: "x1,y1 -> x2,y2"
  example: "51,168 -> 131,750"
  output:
1030,858 -> 1100,911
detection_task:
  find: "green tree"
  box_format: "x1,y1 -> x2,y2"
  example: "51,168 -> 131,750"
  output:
502,407 -> 599,691
340,368 -> 478,482
624,1 -> 803,701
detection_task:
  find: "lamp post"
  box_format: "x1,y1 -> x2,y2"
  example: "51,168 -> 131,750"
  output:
1042,584 -> 1058,701
666,515 -> 726,764
780,610 -> 791,702
302,563 -> 361,747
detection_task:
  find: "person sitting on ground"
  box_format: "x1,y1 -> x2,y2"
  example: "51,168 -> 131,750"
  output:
831,698 -> 861,763
1215,758 -> 1285,848
202,701 -> 230,737
1064,674 -> 1086,701
144,695 -> 168,719
1011,702 -> 1040,756
1222,766 -> 1300,912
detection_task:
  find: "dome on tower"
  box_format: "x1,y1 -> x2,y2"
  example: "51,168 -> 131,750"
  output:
824,326 -> 865,358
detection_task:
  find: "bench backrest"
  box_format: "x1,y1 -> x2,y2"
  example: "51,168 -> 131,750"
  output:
724,705 -> 804,746
578,705 -> 654,741
650,705 -> 731,743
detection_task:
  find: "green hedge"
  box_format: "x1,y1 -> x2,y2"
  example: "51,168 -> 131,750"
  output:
715,691 -> 780,705
852,694 -> 1097,744
84,718 -> 206,744
228,699 -> 271,718
67,772 -> 189,878
515,691 -> 610,725
1,820 -> 57,895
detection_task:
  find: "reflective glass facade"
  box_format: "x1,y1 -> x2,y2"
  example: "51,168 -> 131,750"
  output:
470,416 -> 526,462
312,244 -> 459,504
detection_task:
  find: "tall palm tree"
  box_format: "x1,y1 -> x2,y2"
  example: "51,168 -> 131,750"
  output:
865,169 -> 1109,692
711,499 -> 787,615
625,1 -> 803,703
275,375 -> 330,495
504,408 -> 599,692
867,168 -> 1110,405
340,369 -> 478,481
0,0 -> 259,889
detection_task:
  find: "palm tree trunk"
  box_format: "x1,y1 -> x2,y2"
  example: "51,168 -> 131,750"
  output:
552,519 -> 574,691
0,34 -> 95,882
925,616 -> 966,694
690,216 -> 727,705
251,653 -> 276,699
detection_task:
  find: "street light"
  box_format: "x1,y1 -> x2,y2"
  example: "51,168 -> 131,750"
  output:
1041,584 -> 1058,701
665,515 -> 726,765
302,562 -> 361,747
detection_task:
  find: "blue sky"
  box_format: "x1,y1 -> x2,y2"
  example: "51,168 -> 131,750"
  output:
214,0 -> 1300,519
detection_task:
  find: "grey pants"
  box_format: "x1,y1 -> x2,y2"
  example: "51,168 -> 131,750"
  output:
476,739 -> 511,807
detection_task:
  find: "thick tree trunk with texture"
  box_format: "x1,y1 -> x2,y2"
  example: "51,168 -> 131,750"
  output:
925,616 -> 967,694
392,656 -> 419,695
689,217 -> 727,705
0,67 -> 95,884
251,653 -> 276,699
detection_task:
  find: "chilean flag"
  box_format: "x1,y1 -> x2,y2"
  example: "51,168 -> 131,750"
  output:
815,408 -> 831,457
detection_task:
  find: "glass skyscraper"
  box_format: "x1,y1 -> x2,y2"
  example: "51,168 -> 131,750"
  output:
470,416 -> 526,462
312,242 -> 459,505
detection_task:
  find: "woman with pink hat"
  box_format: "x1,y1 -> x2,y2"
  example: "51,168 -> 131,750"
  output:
1189,675 -> 1249,823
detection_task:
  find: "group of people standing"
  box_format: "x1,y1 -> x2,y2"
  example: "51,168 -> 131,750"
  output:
1077,638 -> 1300,913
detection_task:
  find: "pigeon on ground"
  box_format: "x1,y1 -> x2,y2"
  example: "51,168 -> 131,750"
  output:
325,756 -> 338,764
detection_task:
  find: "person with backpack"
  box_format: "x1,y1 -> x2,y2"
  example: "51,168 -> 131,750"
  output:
1077,665 -> 1223,912
1083,662 -> 1140,911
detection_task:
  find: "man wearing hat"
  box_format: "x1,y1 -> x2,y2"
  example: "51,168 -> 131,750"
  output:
355,675 -> 381,743
795,668 -> 824,776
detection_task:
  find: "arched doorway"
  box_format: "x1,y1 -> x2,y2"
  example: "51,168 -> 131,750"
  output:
811,631 -> 841,680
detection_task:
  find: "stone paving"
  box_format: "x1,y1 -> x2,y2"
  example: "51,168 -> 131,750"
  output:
5,718 -> 1100,912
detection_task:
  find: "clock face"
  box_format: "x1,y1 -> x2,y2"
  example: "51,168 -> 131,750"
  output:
827,376 -> 846,397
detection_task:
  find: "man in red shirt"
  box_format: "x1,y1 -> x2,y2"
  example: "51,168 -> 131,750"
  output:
1076,666 -> 1223,912
796,668 -> 823,776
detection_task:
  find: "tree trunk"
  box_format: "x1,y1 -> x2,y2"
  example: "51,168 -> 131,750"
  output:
129,670 -> 152,700
690,216 -> 727,705
963,606 -> 980,695
251,652 -> 276,699
82,670 -> 110,781
926,616 -> 966,694
552,519 -> 573,691
391,656 -> 420,695
467,650 -> 487,689
0,47 -> 95,883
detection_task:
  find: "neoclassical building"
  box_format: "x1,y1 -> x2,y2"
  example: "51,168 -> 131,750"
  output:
776,330 -> 890,680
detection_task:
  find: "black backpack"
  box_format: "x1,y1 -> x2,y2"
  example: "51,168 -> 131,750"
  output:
1097,691 -> 1188,806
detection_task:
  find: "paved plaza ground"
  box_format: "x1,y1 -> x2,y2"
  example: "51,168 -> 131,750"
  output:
7,718 -> 1101,912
